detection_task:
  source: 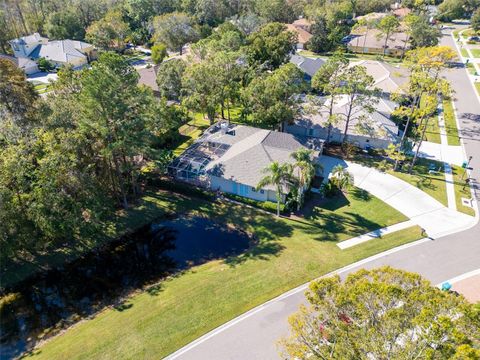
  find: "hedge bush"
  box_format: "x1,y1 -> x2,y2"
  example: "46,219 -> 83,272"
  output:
223,193 -> 285,214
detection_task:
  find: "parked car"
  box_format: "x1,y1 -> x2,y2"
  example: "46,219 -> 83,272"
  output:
468,36 -> 480,42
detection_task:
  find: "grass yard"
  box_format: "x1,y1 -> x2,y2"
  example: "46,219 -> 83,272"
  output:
297,50 -> 402,64
470,49 -> 480,58
476,82 -> 480,96
460,48 -> 469,57
33,83 -> 52,94
443,100 -> 460,146
452,165 -> 476,216
173,112 -> 210,156
466,62 -> 477,75
25,187 -> 422,359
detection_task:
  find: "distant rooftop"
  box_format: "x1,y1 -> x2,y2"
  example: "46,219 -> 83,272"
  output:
290,54 -> 325,78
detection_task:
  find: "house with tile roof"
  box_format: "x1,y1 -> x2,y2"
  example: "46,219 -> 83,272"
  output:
285,95 -> 400,149
347,28 -> 409,57
286,18 -> 313,50
349,59 -> 409,96
168,122 -> 323,202
8,33 -> 96,72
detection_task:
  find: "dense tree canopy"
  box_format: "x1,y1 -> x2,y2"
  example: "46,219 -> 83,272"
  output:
245,22 -> 297,69
282,267 -> 480,359
0,52 -> 182,269
153,12 -> 199,54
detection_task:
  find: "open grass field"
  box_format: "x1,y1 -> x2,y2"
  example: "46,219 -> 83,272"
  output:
443,99 -> 460,146
452,165 -> 476,216
25,187 -> 422,359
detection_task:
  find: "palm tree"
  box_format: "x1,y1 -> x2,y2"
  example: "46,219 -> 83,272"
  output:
291,149 -> 322,211
256,162 -> 294,217
330,165 -> 354,193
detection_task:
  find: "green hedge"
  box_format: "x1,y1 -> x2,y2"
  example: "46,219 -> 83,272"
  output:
223,193 -> 285,214
152,178 -> 216,201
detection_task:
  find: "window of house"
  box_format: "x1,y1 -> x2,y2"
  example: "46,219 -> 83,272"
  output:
260,189 -> 265,194
251,187 -> 256,192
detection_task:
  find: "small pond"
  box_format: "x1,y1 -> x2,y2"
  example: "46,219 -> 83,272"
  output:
0,216 -> 251,358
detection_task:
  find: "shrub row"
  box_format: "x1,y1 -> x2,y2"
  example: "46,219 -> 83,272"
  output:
222,193 -> 285,214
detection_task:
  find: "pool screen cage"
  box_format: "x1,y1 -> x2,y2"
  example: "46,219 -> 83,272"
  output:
167,140 -> 230,185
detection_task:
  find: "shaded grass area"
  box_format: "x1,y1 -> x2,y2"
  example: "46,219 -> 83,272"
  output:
25,188 -> 418,359
172,112 -> 210,156
33,83 -> 52,94
443,100 -> 460,146
452,165 -> 476,216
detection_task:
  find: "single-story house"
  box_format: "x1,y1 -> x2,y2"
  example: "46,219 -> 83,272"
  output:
347,29 -> 409,57
0,54 -> 39,75
392,7 -> 411,18
285,95 -> 400,149
168,122 -> 323,202
354,12 -> 388,22
289,54 -> 325,80
9,33 -> 96,71
137,65 -> 160,96
286,19 -> 313,50
350,59 -> 409,96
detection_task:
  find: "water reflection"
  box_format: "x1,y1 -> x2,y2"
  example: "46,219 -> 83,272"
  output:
1,216 -> 250,358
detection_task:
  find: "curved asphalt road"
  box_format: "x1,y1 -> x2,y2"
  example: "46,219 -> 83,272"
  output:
166,27 -> 480,360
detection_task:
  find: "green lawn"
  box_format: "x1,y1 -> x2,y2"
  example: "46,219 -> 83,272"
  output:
460,48 -> 469,57
470,49 -> 480,58
466,62 -> 477,75
298,50 -> 402,64
476,82 -> 480,96
443,100 -> 460,146
452,165 -> 476,216
33,83 -> 52,94
173,113 -> 210,156
25,187 -> 422,359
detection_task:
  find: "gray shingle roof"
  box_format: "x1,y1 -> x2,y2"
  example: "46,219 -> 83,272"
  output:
204,124 -> 312,189
290,54 -> 325,78
29,40 -> 91,63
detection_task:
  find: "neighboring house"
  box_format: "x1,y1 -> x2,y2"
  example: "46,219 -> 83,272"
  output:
392,7 -> 411,18
168,122 -> 323,203
0,54 -> 38,75
285,95 -> 400,149
354,12 -> 388,22
8,33 -> 96,72
286,18 -> 313,50
347,29 -> 409,57
137,65 -> 160,96
289,54 -> 325,80
350,59 -> 409,96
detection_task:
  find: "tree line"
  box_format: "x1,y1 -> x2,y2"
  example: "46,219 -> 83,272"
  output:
0,53 -> 183,266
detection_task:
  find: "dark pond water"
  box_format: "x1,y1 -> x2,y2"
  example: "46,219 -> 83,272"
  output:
0,216 -> 251,357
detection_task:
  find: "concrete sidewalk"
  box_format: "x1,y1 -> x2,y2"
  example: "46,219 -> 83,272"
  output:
337,220 -> 416,249
321,156 -> 475,238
